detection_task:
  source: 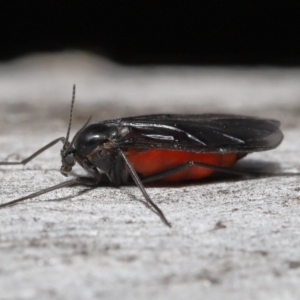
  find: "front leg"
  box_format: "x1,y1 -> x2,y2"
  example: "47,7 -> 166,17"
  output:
0,177 -> 100,209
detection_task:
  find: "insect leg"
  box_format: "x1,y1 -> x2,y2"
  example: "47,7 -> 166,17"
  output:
0,177 -> 99,208
119,149 -> 172,227
140,161 -> 278,183
0,137 -> 65,165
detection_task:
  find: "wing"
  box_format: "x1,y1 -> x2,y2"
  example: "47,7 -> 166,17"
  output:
105,114 -> 283,153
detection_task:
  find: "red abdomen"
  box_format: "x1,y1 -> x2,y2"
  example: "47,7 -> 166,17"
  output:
126,148 -> 239,183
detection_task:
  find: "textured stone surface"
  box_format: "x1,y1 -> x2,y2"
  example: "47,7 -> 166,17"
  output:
1,52 -> 300,300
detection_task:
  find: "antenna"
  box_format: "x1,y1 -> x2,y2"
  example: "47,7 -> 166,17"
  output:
63,84 -> 76,149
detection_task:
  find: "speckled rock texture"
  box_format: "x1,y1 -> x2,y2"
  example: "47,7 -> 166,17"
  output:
1,52 -> 300,300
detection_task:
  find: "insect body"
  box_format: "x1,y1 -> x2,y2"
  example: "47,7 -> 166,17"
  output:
68,114 -> 283,184
0,86 -> 284,226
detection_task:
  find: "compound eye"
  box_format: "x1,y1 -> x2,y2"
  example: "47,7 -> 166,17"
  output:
64,153 -> 75,166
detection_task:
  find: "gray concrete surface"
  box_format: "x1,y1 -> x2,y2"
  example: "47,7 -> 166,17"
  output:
0,52 -> 300,300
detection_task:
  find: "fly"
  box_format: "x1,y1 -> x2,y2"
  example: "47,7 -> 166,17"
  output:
0,85 -> 290,227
